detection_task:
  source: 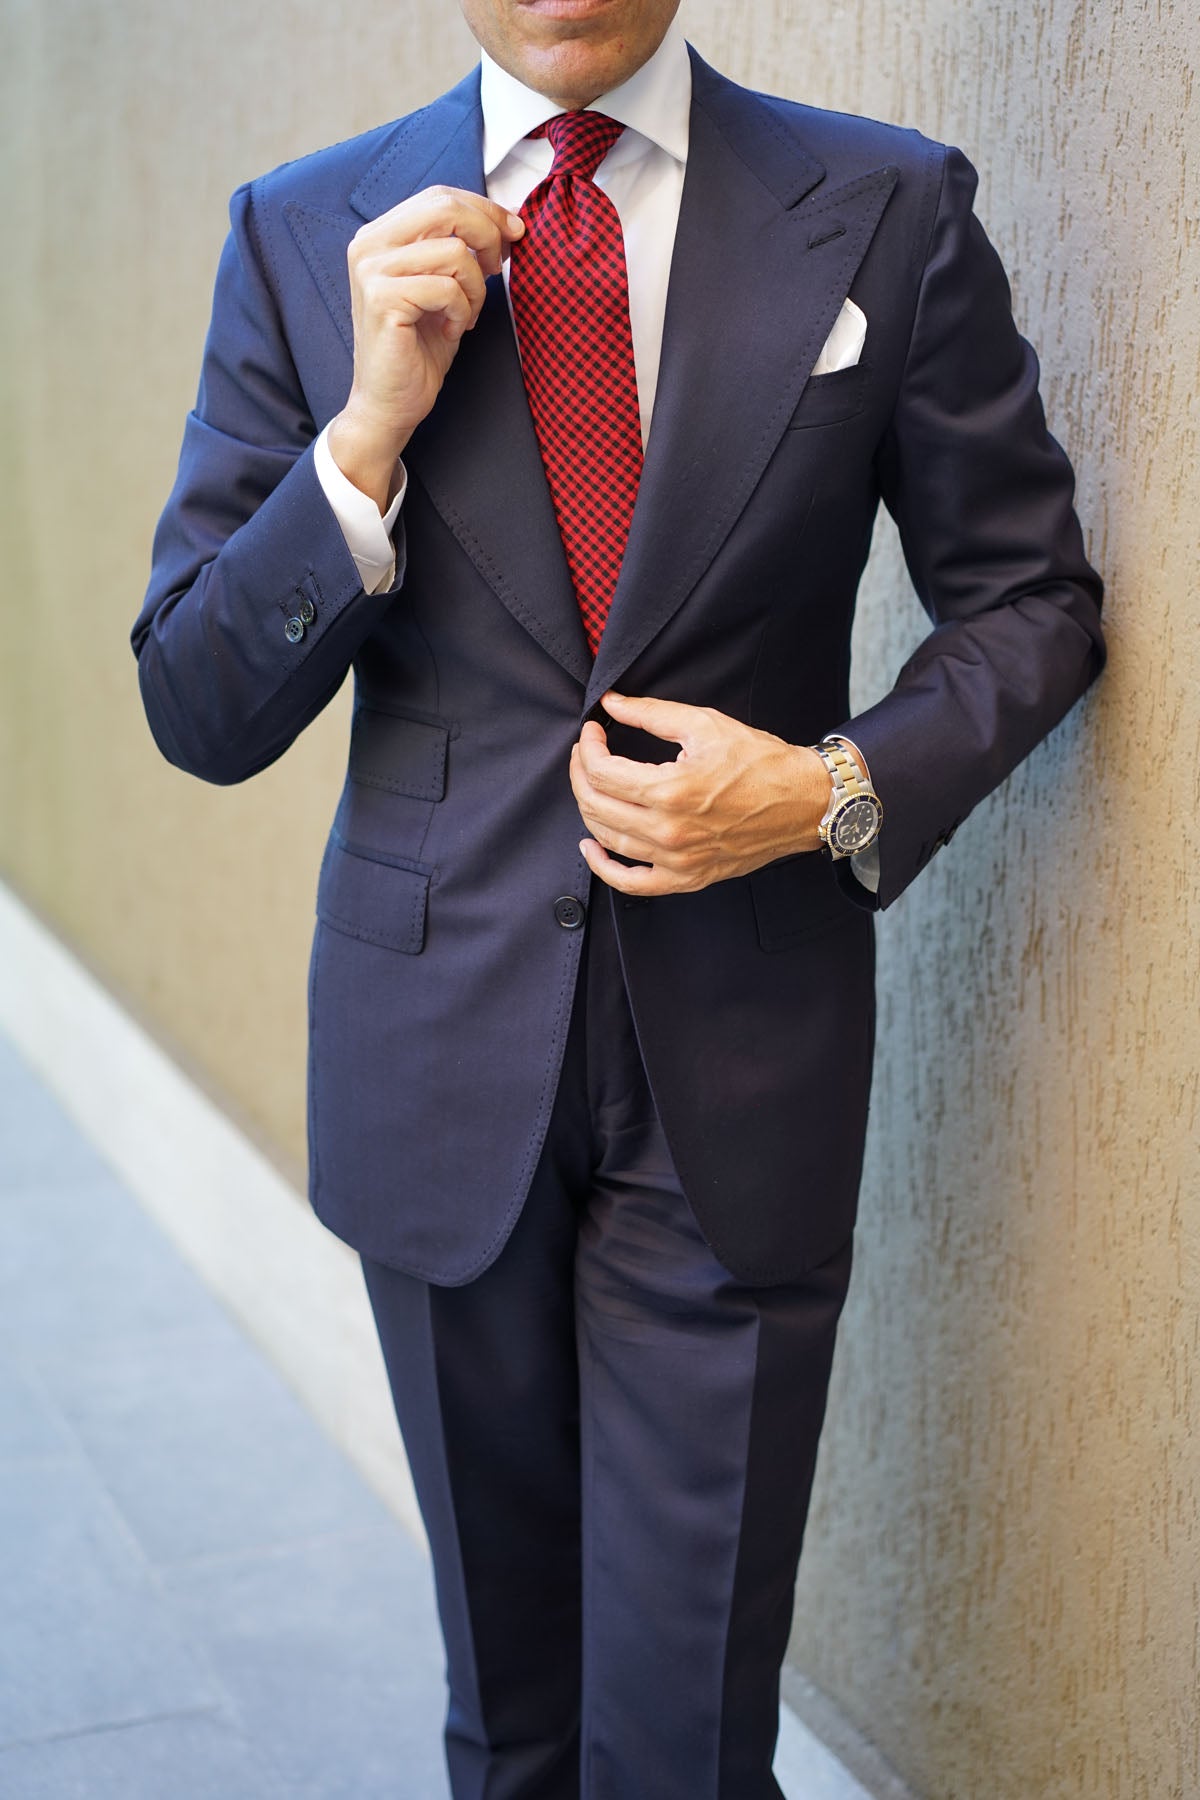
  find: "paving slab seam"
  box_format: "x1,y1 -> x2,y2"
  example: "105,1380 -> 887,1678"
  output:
0,1702 -> 231,1757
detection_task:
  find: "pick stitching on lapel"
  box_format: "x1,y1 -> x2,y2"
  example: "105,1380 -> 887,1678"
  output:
282,202 -> 357,356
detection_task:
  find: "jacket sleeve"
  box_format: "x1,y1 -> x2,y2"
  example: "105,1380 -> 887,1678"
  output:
131,179 -> 406,785
834,145 -> 1105,911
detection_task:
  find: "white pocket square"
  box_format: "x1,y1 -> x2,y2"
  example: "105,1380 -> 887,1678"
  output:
810,298 -> 867,377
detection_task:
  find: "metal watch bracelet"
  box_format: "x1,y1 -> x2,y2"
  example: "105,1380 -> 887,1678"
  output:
813,736 -> 883,859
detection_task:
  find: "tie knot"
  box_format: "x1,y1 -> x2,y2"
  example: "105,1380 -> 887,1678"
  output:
531,111 -> 625,182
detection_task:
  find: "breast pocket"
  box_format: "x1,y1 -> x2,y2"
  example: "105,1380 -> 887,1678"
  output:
348,706 -> 449,800
786,364 -> 869,431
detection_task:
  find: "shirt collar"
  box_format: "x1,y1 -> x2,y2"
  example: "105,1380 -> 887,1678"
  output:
479,17 -> 692,176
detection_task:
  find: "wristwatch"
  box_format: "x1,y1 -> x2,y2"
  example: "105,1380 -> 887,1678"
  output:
812,736 -> 883,859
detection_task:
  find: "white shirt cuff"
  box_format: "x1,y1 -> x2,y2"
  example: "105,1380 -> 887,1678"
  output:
849,843 -> 880,892
313,423 -> 406,595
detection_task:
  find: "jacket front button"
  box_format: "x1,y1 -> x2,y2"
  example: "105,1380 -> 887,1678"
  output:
553,895 -> 586,930
284,616 -> 305,643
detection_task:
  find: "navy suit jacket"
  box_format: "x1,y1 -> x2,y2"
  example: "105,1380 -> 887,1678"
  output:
133,50 -> 1104,1286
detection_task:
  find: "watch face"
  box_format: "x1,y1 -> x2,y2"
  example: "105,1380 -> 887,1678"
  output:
832,795 -> 883,854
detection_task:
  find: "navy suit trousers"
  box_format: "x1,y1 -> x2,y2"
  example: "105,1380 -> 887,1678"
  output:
361,895 -> 855,1800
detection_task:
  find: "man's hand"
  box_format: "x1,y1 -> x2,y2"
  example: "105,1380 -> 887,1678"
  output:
570,691 -> 835,896
327,186 -> 526,510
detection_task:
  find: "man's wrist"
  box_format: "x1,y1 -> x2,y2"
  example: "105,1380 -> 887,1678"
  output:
783,742 -> 834,855
327,403 -> 410,513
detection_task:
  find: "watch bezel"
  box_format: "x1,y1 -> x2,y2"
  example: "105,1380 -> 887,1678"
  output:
827,791 -> 884,856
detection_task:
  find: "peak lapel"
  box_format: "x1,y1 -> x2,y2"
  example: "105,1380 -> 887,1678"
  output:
586,56 -> 898,707
286,68 -> 590,688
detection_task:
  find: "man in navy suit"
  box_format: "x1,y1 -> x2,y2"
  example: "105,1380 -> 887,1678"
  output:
134,1 -> 1103,1792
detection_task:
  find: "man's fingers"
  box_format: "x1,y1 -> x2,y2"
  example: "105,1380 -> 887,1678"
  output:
355,187 -> 525,279
572,727 -> 668,805
577,794 -> 700,866
418,185 -> 525,249
600,689 -> 713,750
362,186 -> 521,241
575,800 -> 663,864
366,237 -> 489,314
578,839 -> 693,898
363,272 -> 476,335
570,744 -> 664,839
572,748 -> 705,873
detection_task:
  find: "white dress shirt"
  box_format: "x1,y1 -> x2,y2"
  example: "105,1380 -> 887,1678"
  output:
312,24 -> 880,888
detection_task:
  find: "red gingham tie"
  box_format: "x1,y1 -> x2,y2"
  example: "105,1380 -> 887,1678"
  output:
509,113 -> 643,655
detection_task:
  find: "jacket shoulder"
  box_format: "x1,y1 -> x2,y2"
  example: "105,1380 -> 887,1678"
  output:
689,52 -> 947,196
755,89 -> 945,182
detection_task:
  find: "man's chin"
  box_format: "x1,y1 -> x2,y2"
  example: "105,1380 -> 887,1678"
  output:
462,0 -> 680,106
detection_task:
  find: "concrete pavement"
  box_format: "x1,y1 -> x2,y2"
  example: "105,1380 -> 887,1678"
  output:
0,1028 -> 451,1799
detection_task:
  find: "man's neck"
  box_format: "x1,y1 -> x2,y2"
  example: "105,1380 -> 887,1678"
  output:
479,21 -> 691,177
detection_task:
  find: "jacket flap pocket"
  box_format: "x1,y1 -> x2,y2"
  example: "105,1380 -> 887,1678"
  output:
787,364 -> 868,430
750,852 -> 854,951
349,707 -> 449,801
317,838 -> 430,954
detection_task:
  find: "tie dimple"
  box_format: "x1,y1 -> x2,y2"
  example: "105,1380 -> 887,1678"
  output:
509,112 -> 643,655
533,111 -> 625,182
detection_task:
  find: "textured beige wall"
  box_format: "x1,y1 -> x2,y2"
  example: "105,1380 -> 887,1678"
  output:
2,2 -> 1196,1796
